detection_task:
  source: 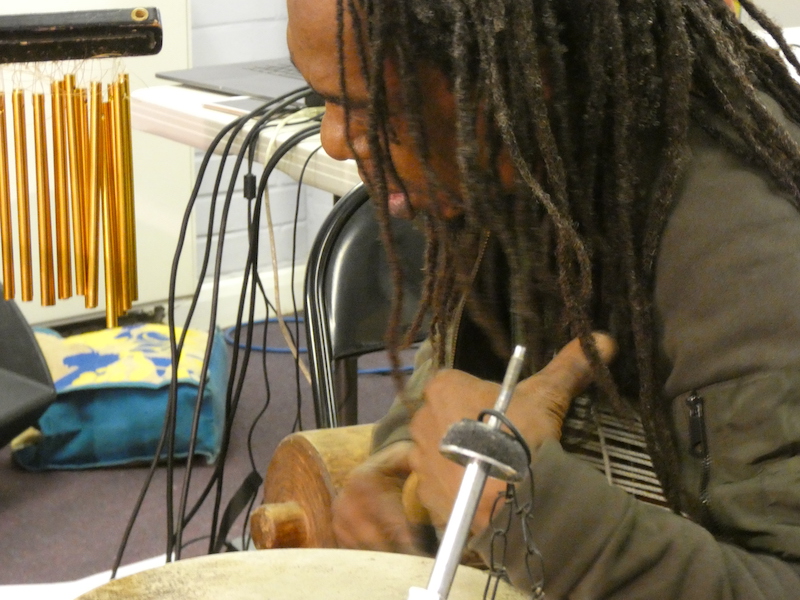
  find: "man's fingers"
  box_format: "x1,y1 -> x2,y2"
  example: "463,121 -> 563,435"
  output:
402,473 -> 431,525
530,332 -> 617,400
370,441 -> 414,478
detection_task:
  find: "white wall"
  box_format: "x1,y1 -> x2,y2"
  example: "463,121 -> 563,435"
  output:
747,0 -> 800,28
186,0 -> 334,326
191,0 -> 290,65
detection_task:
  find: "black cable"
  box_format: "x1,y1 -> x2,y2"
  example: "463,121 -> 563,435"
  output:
176,287 -> 284,532
223,316 -> 305,352
170,88 -> 315,560
112,99 -> 257,578
289,144 -> 323,432
233,129 -> 324,550
175,291 -> 290,534
153,95 -> 311,557
477,408 -> 533,465
207,214 -> 263,552
167,96 -> 320,556
196,121 -> 322,553
245,306 -> 275,474
207,123 -> 322,552
180,534 -> 212,551
233,143 -> 322,551
111,86 -> 316,576
249,128 -> 325,429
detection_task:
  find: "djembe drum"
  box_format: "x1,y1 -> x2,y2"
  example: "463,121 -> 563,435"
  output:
76,548 -> 528,600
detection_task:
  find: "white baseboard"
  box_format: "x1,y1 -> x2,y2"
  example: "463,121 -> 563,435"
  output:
171,265 -> 306,330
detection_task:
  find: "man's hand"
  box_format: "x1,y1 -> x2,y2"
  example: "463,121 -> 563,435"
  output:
331,440 -> 430,554
408,333 -> 617,534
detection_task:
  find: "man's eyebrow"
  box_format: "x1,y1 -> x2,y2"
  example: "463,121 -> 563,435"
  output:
288,52 -> 336,102
307,86 -> 344,105
305,85 -> 350,107
289,52 -> 369,108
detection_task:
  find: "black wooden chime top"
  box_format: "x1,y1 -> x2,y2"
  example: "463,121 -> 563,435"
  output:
0,7 -> 162,64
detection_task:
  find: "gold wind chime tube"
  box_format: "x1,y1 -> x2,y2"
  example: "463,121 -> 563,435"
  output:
12,89 -> 33,302
64,74 -> 86,295
107,84 -> 126,314
84,82 -> 102,309
101,99 -> 118,327
111,75 -> 136,310
119,74 -> 137,303
78,86 -> 94,303
122,74 -> 137,302
0,91 -> 14,300
51,80 -> 72,300
32,92 -> 55,306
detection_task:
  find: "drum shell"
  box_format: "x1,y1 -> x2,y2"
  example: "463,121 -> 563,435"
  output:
251,425 -> 374,549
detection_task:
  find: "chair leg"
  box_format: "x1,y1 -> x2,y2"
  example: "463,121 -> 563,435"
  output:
333,357 -> 358,426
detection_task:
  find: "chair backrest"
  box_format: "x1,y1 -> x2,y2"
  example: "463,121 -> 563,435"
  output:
0,283 -> 57,447
305,183 -> 427,428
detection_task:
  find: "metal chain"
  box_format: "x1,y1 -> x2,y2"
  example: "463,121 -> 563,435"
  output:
483,467 -> 545,600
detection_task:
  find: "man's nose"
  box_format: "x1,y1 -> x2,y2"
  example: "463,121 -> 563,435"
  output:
319,104 -> 356,162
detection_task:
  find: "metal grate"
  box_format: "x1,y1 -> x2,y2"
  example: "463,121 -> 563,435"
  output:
562,396 -> 669,507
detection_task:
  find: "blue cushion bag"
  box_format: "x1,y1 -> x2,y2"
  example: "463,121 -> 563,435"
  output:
11,324 -> 228,470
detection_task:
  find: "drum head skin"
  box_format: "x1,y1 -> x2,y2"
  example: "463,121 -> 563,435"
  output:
77,548 -> 527,599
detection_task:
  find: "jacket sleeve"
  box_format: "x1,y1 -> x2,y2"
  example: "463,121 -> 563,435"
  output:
469,438 -> 800,599
371,338 -> 438,452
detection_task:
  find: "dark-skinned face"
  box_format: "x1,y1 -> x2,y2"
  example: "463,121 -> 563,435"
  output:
287,0 -> 512,220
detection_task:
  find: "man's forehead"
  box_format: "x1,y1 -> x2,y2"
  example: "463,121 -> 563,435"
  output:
287,0 -> 371,101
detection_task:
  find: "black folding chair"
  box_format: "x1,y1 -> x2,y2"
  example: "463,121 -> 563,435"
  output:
305,184 -> 427,428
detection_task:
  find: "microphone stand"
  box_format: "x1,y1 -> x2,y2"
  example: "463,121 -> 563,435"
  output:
408,345 -> 527,600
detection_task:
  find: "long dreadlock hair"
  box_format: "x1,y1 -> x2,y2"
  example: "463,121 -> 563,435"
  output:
335,0 -> 800,513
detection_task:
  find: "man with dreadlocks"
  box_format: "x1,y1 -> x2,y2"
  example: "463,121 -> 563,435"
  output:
287,0 -> 800,596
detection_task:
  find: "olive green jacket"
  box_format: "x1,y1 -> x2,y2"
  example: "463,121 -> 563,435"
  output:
372,95 -> 800,598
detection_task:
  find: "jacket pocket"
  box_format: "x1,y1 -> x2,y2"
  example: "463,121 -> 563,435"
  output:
671,368 -> 800,558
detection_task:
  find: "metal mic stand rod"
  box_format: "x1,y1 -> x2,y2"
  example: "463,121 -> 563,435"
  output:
409,345 -> 527,600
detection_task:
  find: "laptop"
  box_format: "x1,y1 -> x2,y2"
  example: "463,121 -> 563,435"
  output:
156,57 -> 312,102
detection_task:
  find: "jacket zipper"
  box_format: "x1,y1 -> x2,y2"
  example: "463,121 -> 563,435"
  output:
686,391 -> 715,527
445,231 -> 491,368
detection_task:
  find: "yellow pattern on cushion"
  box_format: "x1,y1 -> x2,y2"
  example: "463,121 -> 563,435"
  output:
34,324 -> 210,392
